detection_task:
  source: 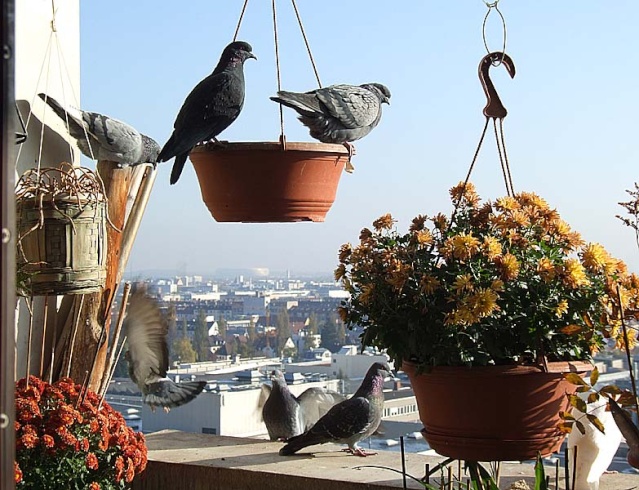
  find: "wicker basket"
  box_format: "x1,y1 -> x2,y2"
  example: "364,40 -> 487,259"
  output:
16,165 -> 108,295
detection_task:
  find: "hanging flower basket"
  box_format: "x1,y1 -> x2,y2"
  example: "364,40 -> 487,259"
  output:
190,141 -> 348,222
402,360 -> 592,461
16,165 -> 108,295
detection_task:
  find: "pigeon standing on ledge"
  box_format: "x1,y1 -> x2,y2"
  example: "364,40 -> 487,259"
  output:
124,289 -> 206,411
279,362 -> 390,456
260,370 -> 345,441
157,41 -> 256,185
270,83 -> 391,172
38,93 -> 160,166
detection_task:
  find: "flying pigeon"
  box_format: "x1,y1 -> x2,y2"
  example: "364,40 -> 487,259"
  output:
279,362 -> 390,456
259,370 -> 345,441
123,289 -> 206,411
157,41 -> 256,185
38,93 -> 160,166
270,83 -> 391,172
566,392 -> 622,490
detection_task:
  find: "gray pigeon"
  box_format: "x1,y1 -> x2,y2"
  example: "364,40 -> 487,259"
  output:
124,289 -> 206,411
270,83 -> 391,172
279,362 -> 390,456
259,370 -> 345,441
157,41 -> 256,185
38,93 -> 160,166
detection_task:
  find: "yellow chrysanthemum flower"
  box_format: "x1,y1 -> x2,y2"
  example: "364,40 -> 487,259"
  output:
555,299 -> 569,318
562,258 -> 590,288
409,214 -> 427,232
482,236 -> 502,260
467,288 -> 500,318
420,275 -> 441,295
508,210 -> 531,228
446,233 -> 481,260
581,243 -> 609,272
452,274 -> 473,294
358,284 -> 374,305
359,228 -> 373,242
334,264 -> 347,281
494,196 -> 520,211
373,213 -> 395,231
449,181 -> 480,206
498,253 -> 520,280
490,279 -> 505,291
338,243 -> 352,264
414,229 -> 433,245
537,257 -> 557,282
432,213 -> 448,231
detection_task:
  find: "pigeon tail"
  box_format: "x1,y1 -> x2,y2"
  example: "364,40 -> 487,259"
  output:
279,432 -> 328,456
270,92 -> 322,118
38,93 -> 85,139
169,152 -> 189,185
144,380 -> 206,409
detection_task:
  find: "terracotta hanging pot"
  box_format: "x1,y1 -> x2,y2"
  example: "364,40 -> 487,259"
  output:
401,360 -> 592,462
189,141 -> 349,223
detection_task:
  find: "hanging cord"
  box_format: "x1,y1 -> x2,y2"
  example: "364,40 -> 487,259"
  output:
493,119 -> 514,196
290,0 -> 322,88
232,0 -> 249,42
271,0 -> 286,146
482,0 -> 507,67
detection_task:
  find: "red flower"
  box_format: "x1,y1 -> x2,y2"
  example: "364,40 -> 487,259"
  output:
14,461 -> 22,483
115,456 -> 125,482
86,452 -> 99,471
89,482 -> 100,490
80,437 -> 89,451
125,457 -> 136,483
42,434 -> 55,448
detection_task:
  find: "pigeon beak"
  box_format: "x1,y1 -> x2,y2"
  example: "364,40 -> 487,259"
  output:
384,97 -> 390,105
248,53 -> 257,60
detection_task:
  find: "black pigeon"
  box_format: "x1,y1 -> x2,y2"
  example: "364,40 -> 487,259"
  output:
259,370 -> 345,441
38,93 -> 160,166
279,362 -> 390,456
270,83 -> 390,172
124,289 -> 206,411
157,41 -> 256,185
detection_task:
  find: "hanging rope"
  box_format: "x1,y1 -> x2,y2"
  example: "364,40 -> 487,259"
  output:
482,0 -> 507,67
290,0 -> 322,88
271,0 -> 286,144
232,0 -> 250,42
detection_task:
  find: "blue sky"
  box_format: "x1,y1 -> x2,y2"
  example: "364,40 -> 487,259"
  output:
79,1 -> 639,276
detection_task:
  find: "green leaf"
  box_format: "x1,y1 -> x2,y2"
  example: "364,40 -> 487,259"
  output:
586,413 -> 606,434
589,367 -> 599,386
564,373 -> 588,387
559,411 -> 575,421
587,392 -> 599,404
599,385 -> 622,396
575,420 -> 586,434
569,394 -> 588,413
534,453 -> 549,490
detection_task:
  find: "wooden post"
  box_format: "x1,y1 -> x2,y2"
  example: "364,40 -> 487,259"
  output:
68,162 -> 132,390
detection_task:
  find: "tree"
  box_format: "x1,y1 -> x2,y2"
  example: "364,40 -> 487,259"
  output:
246,319 -> 257,358
307,312 -> 319,335
320,313 -> 345,353
165,303 -> 178,347
276,307 -> 291,355
192,309 -> 210,362
172,337 -> 197,363
217,315 -> 227,339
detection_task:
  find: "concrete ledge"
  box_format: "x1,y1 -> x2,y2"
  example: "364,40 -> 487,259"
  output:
132,430 -> 639,490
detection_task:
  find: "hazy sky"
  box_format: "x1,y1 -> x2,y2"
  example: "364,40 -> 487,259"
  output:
78,1 -> 638,276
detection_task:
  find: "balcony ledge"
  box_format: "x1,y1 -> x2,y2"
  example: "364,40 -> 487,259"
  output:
131,430 -> 637,490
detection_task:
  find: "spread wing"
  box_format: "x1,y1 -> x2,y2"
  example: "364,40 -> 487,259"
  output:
315,85 -> 380,129
257,383 -> 272,420
124,291 -> 169,391
297,388 -> 346,431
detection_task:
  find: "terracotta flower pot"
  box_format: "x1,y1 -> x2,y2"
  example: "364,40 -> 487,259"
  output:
402,360 -> 592,461
189,141 -> 349,223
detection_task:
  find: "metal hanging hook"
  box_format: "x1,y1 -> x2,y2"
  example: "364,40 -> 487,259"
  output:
479,51 -> 515,120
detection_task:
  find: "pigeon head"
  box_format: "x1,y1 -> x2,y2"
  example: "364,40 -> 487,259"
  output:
223,41 -> 257,63
362,83 -> 391,105
141,135 -> 161,164
270,370 -> 287,387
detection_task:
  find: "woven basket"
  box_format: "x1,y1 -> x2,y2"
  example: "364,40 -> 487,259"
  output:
16,166 -> 108,295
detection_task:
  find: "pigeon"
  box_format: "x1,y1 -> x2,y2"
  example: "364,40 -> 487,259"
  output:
157,41 -> 256,185
259,370 -> 345,441
279,362 -> 390,456
566,393 -> 622,490
38,93 -> 160,166
270,83 -> 391,172
123,289 -> 206,411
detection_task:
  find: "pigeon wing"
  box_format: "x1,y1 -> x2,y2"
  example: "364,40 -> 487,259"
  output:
297,388 -> 346,431
81,112 -> 143,161
315,85 -> 380,129
309,396 -> 372,442
124,291 -> 169,392
257,383 -> 272,420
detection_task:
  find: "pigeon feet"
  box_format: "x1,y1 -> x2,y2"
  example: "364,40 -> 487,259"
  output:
342,447 -> 377,457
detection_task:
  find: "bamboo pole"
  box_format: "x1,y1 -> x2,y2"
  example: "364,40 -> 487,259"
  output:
99,282 -> 131,396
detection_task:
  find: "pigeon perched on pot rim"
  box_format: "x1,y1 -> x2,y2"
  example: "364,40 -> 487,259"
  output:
279,362 -> 391,456
259,370 -> 345,441
124,289 -> 205,410
38,93 -> 160,166
157,41 -> 256,185
270,83 -> 390,172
